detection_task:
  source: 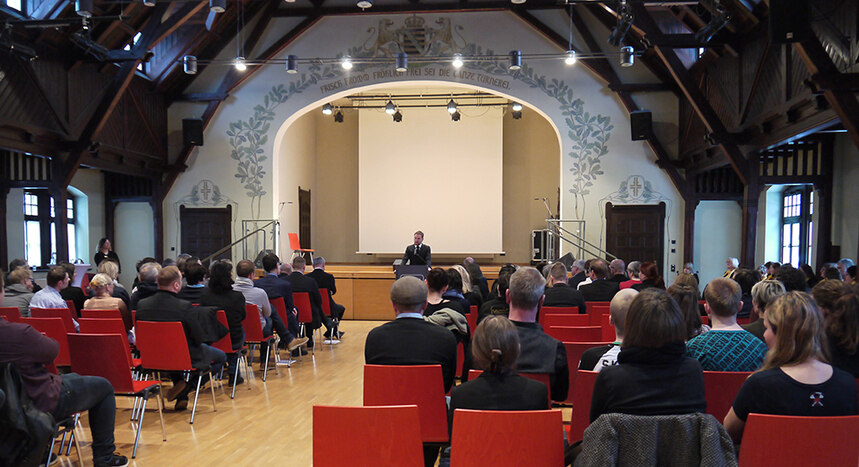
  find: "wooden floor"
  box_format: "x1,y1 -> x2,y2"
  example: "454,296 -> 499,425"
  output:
56,320 -> 384,467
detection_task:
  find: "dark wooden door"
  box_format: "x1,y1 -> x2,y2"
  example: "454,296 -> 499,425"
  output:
180,206 -> 232,264
298,187 -> 311,249
605,203 -> 666,275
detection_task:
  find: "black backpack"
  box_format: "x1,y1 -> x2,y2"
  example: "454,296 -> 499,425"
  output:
0,363 -> 56,467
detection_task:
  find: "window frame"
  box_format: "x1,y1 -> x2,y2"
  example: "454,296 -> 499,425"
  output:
780,185 -> 813,267
23,189 -> 76,267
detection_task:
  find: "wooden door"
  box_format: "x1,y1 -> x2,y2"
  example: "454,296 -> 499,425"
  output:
298,187 -> 311,249
180,206 -> 232,264
605,203 -> 665,275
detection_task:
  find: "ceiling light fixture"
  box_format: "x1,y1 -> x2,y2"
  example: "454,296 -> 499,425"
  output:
393,110 -> 402,122
183,55 -> 197,74
565,4 -> 577,66
334,110 -> 344,123
75,0 -> 93,18
385,100 -> 396,114
395,52 -> 408,72
620,46 -> 634,67
452,53 -> 463,68
209,0 -> 226,13
565,50 -> 577,65
234,56 -> 246,71
508,50 -> 521,71
511,102 -> 523,112
356,0 -> 372,9
447,99 -> 457,114
322,103 -> 333,115
143,0 -> 156,6
512,110 -> 522,119
286,54 -> 297,74
341,56 -> 353,70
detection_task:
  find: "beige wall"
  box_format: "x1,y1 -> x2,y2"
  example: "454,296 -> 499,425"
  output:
833,134 -> 859,262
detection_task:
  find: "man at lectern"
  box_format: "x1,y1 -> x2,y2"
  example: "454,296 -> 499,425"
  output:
402,230 -> 431,267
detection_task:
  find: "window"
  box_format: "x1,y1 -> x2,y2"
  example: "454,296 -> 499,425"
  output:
23,190 -> 76,267
781,185 -> 813,267
4,0 -> 22,12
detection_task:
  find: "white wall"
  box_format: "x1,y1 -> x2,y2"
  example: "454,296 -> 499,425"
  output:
114,202 -> 155,287
69,168 -> 106,265
694,200 -> 742,289
833,134 -> 859,262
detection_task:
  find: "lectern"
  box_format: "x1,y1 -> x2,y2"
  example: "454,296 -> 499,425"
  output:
394,264 -> 429,280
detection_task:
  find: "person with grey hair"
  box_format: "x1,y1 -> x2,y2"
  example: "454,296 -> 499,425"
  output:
723,257 -> 740,279
567,259 -> 587,288
837,258 -> 855,281
741,280 -> 786,343
130,261 -> 161,311
507,267 -> 569,402
307,256 -> 346,323
608,259 -> 627,283
683,262 -> 700,289
620,261 -> 642,289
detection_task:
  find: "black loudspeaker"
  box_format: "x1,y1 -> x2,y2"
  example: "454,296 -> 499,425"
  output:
630,110 -> 652,141
557,253 -> 575,271
183,119 -> 204,146
769,0 -> 810,44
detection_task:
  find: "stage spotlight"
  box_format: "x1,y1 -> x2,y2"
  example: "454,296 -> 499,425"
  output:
322,103 -> 333,115
393,110 -> 402,122
620,46 -> 634,67
209,0 -> 226,13
234,57 -> 247,72
508,50 -> 521,71
451,111 -> 461,122
511,102 -> 523,112
396,52 -> 408,72
183,55 -> 197,75
695,6 -> 730,43
385,100 -> 396,114
452,53 -> 463,68
608,4 -> 633,47
512,110 -> 522,119
447,99 -> 457,114
565,50 -> 577,65
334,111 -> 344,123
341,56 -> 353,70
286,55 -> 297,74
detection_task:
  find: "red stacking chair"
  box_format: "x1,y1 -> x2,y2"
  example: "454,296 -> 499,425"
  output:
68,333 -> 166,458
78,318 -> 140,368
700,315 -> 710,326
135,321 -> 217,424
586,302 -> 610,325
0,306 -> 22,323
568,370 -> 599,442
313,405 -> 423,467
319,287 -> 339,345
269,296 -> 292,329
241,304 -> 279,379
64,300 -> 78,318
600,313 -> 614,341
703,371 -> 751,422
738,414 -> 859,467
546,325 -> 602,343
293,291 -> 318,352
288,232 -> 314,263
467,307 -> 478,335
212,309 -> 250,399
450,409 -> 564,466
562,342 -> 612,403
542,314 -> 589,328
736,317 -> 751,325
364,364 -> 449,444
80,274 -> 91,294
20,317 -> 71,367
542,306 -> 579,315
468,370 -> 551,408
30,307 -> 76,334
81,308 -> 122,320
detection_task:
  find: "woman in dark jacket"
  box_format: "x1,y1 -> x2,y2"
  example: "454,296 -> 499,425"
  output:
631,262 -> 665,291
199,260 -> 246,385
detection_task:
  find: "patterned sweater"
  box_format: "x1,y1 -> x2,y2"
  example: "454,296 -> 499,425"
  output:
685,330 -> 767,372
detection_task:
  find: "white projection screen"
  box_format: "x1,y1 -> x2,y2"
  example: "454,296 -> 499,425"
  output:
358,106 -> 503,255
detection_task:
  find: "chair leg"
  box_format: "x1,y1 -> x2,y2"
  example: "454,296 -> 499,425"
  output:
262,344 -> 270,382
189,374 -> 202,425
208,371 -> 217,412
64,414 -> 79,456
132,396 -> 148,458
156,390 -> 166,441
46,435 -> 56,465
230,355 -> 240,399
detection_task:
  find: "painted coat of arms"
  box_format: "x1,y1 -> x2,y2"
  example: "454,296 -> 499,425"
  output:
362,15 -> 465,58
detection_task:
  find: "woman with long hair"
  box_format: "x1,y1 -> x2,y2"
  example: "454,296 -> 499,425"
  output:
724,292 -> 858,443
666,284 -> 707,340
631,262 -> 665,291
453,264 -> 482,309
84,273 -> 131,332
93,237 -> 120,272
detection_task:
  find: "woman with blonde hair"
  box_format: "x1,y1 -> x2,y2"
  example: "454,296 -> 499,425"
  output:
724,292 -> 858,443
84,273 -> 131,332
453,264 -> 482,309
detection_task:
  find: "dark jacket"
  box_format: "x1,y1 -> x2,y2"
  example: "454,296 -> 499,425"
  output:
307,268 -> 339,311
608,273 -> 628,283
477,297 -> 508,324
288,271 -> 324,329
130,281 -> 159,311
198,288 -> 246,348
402,243 -> 431,266
135,290 -> 208,368
177,285 -> 205,304
255,273 -> 295,314
543,283 -> 586,313
510,321 -> 569,402
448,371 -> 548,431
567,271 -> 587,289
60,286 -> 86,316
581,279 -> 621,302
0,319 -> 61,413
741,319 -> 766,343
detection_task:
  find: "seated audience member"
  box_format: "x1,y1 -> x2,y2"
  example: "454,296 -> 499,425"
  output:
307,256 -> 347,321
589,289 -> 706,423
847,265 -> 857,285
277,261 -> 293,279
732,268 -> 759,319
723,257 -> 739,279
490,263 -> 517,298
463,258 -> 490,300
0,275 -> 129,467
776,264 -> 809,292
289,257 -> 338,342
542,262 -> 586,313
30,265 -> 71,310
576,259 -> 594,290
443,268 -> 474,314
452,265 -> 482,309
608,259 -> 627,283
507,267 -> 569,402
799,263 -> 818,289
823,266 -> 842,281
631,262 -> 665,291
567,259 -> 588,289
425,268 -> 467,317
255,254 -> 305,356
682,262 -> 700,288
724,292 -> 859,443
741,280 -> 786,343
130,261 -> 161,310
59,262 -> 86,315
580,259 -> 620,302
136,266 -> 226,410
765,261 -> 781,281
130,256 -> 157,291
672,273 -> 700,296
175,253 -> 192,276
837,258 -> 855,282
98,260 -> 129,309
579,289 -> 638,371
477,270 -> 511,323
84,274 -> 131,332
3,266 -> 34,316
819,263 -> 836,283
825,291 -> 859,377
811,279 -> 843,316
177,262 -> 207,303
667,284 -> 708,340
686,278 -> 768,371
199,261 -> 248,384
619,261 -> 642,290
6,258 -> 41,293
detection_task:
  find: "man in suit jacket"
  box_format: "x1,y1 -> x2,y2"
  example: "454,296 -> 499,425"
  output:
542,262 -> 586,314
402,230 -> 431,267
580,259 -> 621,302
567,259 -> 587,288
608,259 -> 628,283
307,256 -> 345,321
136,266 -> 226,409
254,253 -> 302,343
289,256 -> 338,342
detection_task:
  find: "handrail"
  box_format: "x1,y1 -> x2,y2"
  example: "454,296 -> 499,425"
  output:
547,220 -> 617,261
201,220 -> 277,264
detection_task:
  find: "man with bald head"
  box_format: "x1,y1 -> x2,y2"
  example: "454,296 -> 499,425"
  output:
578,289 -> 638,371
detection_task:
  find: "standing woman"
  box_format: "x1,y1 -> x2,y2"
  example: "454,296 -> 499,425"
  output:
93,237 -> 121,273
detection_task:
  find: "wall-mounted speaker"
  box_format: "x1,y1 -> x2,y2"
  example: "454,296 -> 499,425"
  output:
769,0 -> 810,44
183,118 -> 204,146
630,110 -> 652,141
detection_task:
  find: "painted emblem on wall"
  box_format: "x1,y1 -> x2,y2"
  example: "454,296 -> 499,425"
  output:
362,16 -> 465,58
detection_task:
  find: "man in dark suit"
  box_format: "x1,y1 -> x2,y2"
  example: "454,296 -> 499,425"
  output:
254,253 -> 303,353
567,259 -> 587,288
608,259 -> 628,283
402,230 -> 431,267
579,259 -> 621,302
136,266 -> 226,410
289,256 -> 338,343
307,256 -> 346,321
542,262 -> 586,314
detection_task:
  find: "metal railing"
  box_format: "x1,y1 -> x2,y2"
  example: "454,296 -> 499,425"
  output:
201,220 -> 278,264
545,218 -> 617,261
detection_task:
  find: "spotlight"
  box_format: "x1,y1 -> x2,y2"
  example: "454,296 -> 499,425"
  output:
183,55 -> 197,75
565,50 -> 577,65
694,6 -> 730,43
451,111 -> 461,122
143,0 -> 156,6
356,0 -> 372,8
512,110 -> 522,119
234,57 -> 247,72
452,53 -> 463,68
75,0 -> 93,18
447,99 -> 457,114
322,103 -> 333,115
396,52 -> 408,72
393,110 -> 402,122
209,0 -> 226,13
286,55 -> 297,74
341,56 -> 353,70
508,50 -> 522,71
511,102 -> 523,112
385,100 -> 396,115
620,46 -> 634,67
511,0 -> 526,4
608,6 -> 633,47
334,111 -> 344,123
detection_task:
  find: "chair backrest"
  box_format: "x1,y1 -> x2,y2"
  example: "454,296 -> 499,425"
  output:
569,370 -> 600,441
67,333 -> 135,393
78,318 -> 133,367
20,317 -> 70,366
546,325 -> 602,343
738,414 -> 859,467
293,292 -> 313,324
288,232 -> 302,250
736,317 -> 750,325
467,370 -> 551,408
318,288 -> 332,318
563,342 -> 612,404
64,300 -> 77,318
0,307 -> 22,323
313,405 -> 423,467
542,313 -> 589,328
542,306 -> 578,315
30,307 -> 75,334
135,321 -> 194,371
587,302 -> 611,325
703,371 -> 752,422
80,274 -> 91,293
466,308 -> 477,335
363,364 -> 449,443
600,313 -> 614,341
700,315 -> 710,326
81,309 -> 122,320
450,409 -> 564,466
269,296 -> 289,325
241,304 -> 267,342
211,310 -> 235,354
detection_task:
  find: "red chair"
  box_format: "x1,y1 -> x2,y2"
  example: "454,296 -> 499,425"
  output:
135,321 -> 217,424
30,307 -> 76,334
546,325 -> 602,343
67,333 -> 166,458
542,313 -> 589,328
466,307 -> 478,335
738,414 -> 859,467
64,300 -> 78,318
81,308 -> 122,320
450,409 -> 564,466
313,405 -> 423,467
542,306 -> 579,315
0,306 -> 22,322
586,302 -> 611,325
736,317 -> 751,325
364,364 -> 449,443
600,313 -> 614,341
288,232 -> 314,263
78,318 -> 140,368
467,370 -> 551,408
293,291 -> 318,352
20,317 -> 71,367
319,287 -> 339,345
703,371 -> 751,422
241,304 -> 279,379
568,370 -> 599,441
563,342 -> 612,403
212,309 -> 249,399
700,315 -> 710,326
